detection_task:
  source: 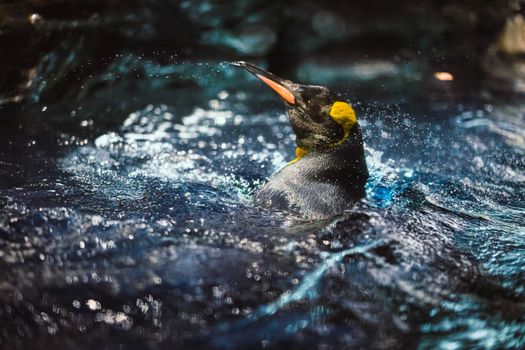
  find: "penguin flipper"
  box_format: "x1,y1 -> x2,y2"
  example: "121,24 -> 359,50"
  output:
254,178 -> 351,220
254,183 -> 292,211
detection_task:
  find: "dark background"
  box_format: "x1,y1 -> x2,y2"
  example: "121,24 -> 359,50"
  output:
1,0 -> 524,113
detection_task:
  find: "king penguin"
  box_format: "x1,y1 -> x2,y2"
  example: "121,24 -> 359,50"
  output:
234,61 -> 368,220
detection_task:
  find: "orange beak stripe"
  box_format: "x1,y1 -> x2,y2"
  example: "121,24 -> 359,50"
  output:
256,74 -> 296,105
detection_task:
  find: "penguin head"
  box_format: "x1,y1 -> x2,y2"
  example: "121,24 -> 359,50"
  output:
234,62 -> 357,154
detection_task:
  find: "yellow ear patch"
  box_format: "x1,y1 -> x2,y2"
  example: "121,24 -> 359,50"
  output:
329,102 -> 357,138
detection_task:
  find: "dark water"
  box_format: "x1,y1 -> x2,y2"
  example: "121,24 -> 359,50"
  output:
1,61 -> 524,349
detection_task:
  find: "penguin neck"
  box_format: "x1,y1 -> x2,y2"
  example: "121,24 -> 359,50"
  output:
292,124 -> 364,165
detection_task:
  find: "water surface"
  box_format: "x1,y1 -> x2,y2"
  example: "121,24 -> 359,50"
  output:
1,62 -> 524,349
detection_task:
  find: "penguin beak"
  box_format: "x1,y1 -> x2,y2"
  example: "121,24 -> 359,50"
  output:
232,61 -> 296,105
